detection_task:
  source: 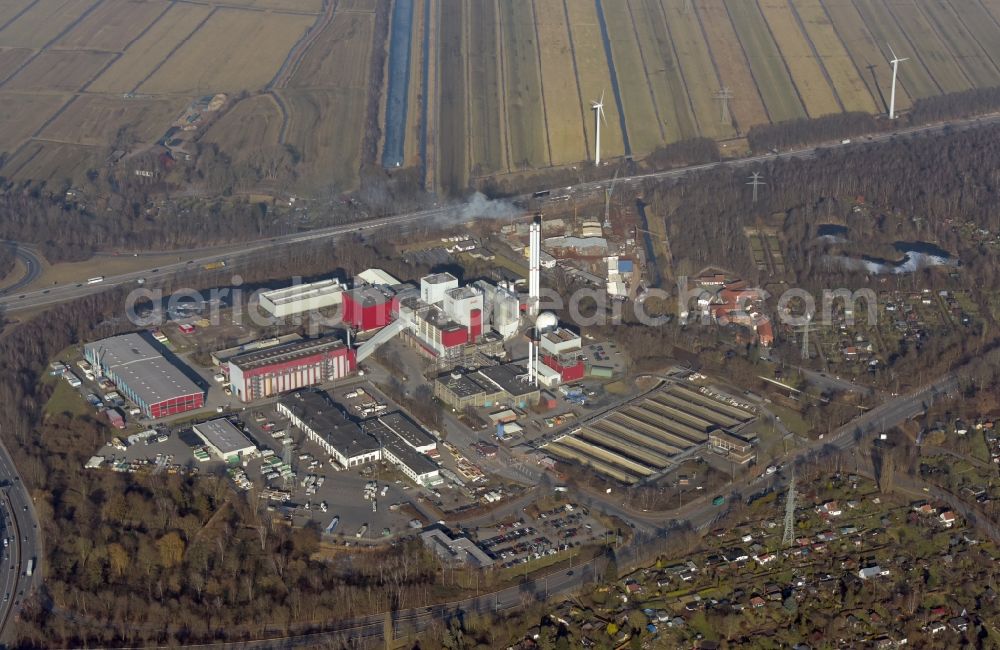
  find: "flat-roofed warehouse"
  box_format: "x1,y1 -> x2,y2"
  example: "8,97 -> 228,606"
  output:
434,363 -> 539,410
84,332 -> 205,419
279,392 -> 443,485
259,279 -> 345,317
276,392 -> 379,468
361,418 -> 441,485
193,418 -> 258,463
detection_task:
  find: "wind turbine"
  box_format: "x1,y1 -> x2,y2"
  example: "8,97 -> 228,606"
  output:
887,43 -> 908,120
591,91 -> 607,166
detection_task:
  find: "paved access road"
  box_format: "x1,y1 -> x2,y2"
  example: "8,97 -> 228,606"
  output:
2,112 -> 999,316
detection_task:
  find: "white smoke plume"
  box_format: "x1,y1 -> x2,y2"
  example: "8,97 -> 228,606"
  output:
459,192 -> 519,221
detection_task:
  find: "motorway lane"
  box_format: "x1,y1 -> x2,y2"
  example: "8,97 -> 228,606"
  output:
2,112 -> 1000,317
0,243 -> 41,297
0,439 -> 41,646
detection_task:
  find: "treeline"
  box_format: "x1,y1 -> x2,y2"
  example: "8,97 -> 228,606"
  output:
909,85 -> 1000,124
0,185 -> 368,263
0,241 -> 16,283
641,137 -> 720,169
746,85 -> 1000,154
746,111 -> 880,153
479,137 -> 719,200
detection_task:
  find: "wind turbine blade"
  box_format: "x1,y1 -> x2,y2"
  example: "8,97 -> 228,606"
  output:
600,89 -> 605,104
600,105 -> 607,126
887,42 -> 897,62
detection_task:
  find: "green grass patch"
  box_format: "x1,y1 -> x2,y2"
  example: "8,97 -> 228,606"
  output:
44,379 -> 91,419
766,402 -> 811,437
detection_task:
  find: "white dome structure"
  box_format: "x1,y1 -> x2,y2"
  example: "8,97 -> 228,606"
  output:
535,311 -> 558,333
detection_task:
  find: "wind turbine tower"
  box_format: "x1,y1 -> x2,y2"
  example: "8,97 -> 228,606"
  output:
888,44 -> 908,120
592,91 -> 607,166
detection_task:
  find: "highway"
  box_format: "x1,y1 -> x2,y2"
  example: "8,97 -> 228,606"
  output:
0,243 -> 41,296
0,437 -> 41,648
1,111 -> 999,317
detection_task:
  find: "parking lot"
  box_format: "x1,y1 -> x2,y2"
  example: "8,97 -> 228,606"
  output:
238,397 -> 432,540
470,502 -> 608,569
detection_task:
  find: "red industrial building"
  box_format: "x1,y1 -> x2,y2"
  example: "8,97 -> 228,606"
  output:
541,354 -> 585,383
84,332 -> 206,419
228,335 -> 356,402
535,326 -> 586,384
342,286 -> 396,332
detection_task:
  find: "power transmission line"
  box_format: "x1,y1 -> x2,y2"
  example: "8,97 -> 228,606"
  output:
783,471 -> 797,547
747,172 -> 765,203
714,87 -> 733,125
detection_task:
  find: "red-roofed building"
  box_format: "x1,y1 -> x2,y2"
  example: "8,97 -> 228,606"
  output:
342,286 -> 396,332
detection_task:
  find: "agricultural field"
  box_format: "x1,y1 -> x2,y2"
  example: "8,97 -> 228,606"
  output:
466,0 -> 506,175
339,0 -> 376,11
40,94 -> 184,146
601,0 -> 664,152
0,92 -> 67,152
693,0 -> 771,129
402,0 -> 426,168
54,0 -> 168,52
138,9 -> 314,94
497,0 -> 547,169
792,0 -> 876,113
199,93 -> 287,187
883,0 -> 970,94
757,0 -> 840,117
279,88 -> 367,193
85,3 -> 212,93
724,0 -> 806,122
0,0 -> 36,24
3,49 -> 112,91
0,47 -> 31,81
3,0 -> 1000,195
2,140 -> 103,183
436,0 -> 466,193
206,0 -> 322,12
0,0 -> 95,49
918,0 -> 1000,89
564,0 -> 624,159
285,10 -> 373,89
534,0 -> 586,165
627,0 -> 699,142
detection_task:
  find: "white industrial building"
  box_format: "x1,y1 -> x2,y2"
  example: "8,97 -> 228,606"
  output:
357,268 -> 400,287
192,418 -> 258,463
421,272 -> 459,305
473,280 -> 520,339
259,279 -> 345,317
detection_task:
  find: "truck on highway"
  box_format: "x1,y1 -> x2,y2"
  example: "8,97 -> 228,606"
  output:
25,558 -> 33,576
87,276 -> 104,285
202,261 -> 226,271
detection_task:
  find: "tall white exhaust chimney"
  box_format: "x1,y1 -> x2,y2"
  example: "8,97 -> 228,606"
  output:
528,214 -> 541,317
